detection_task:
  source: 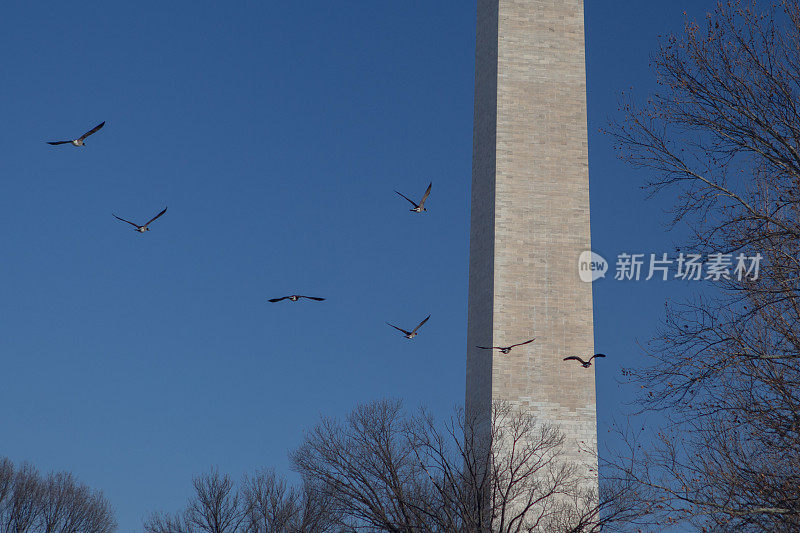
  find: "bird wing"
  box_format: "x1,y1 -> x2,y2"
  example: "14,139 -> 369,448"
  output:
298,296 -> 326,301
418,182 -> 432,208
394,190 -> 419,208
268,297 -> 289,302
47,140 -> 71,145
411,314 -> 431,334
508,338 -> 535,349
589,353 -> 607,361
563,356 -> 587,364
112,214 -> 140,227
386,322 -> 412,336
144,206 -> 168,226
475,346 -> 496,350
79,121 -> 105,140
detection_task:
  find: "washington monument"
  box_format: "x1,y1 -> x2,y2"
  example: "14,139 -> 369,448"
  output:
466,0 -> 597,490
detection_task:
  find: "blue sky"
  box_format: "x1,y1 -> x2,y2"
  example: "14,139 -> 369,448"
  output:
0,1 -> 719,530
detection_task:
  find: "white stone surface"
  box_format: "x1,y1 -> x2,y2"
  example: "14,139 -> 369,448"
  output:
466,0 -> 598,491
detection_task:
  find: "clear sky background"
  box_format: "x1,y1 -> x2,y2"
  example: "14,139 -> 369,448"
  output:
1,1 -> 719,531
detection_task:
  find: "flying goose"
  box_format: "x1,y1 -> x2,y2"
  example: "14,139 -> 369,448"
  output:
476,338 -> 535,354
563,354 -> 606,368
387,314 -> 430,339
395,183 -> 432,213
112,207 -> 167,233
47,121 -> 105,147
268,295 -> 326,303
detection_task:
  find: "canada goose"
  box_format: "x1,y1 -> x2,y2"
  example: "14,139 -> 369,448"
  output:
268,295 -> 326,303
563,353 -> 606,368
387,314 -> 430,339
47,122 -> 105,147
112,207 -> 167,233
476,338 -> 535,354
395,183 -> 432,213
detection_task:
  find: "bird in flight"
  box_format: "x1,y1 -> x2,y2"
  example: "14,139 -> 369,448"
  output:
476,338 -> 535,354
387,314 -> 430,339
268,295 -> 326,303
395,183 -> 432,213
112,207 -> 168,233
563,354 -> 606,368
47,121 -> 105,147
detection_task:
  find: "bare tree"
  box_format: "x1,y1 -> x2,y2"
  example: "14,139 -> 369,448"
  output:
290,400 -> 435,533
607,0 -> 800,530
1,462 -> 41,533
0,460 -> 11,529
291,399 -> 636,532
145,468 -> 338,533
241,469 -> 296,533
143,511 -> 192,533
408,402 -> 584,532
241,470 -> 339,533
0,456 -> 116,533
145,469 -> 244,533
291,481 -> 339,533
40,471 -> 116,533
188,470 -> 246,533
